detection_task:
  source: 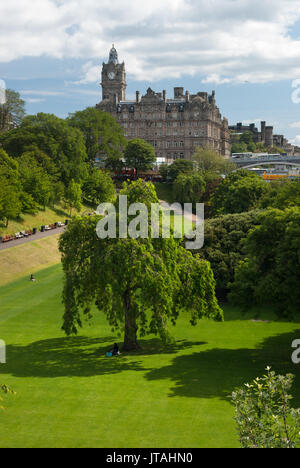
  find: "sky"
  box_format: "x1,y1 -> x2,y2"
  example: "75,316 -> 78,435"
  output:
1,0 -> 300,144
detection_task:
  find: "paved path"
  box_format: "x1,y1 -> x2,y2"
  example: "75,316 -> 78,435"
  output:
0,226 -> 66,251
0,200 -> 200,252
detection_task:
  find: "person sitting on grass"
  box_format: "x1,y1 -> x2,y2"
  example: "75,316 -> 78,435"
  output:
110,343 -> 120,356
30,274 -> 36,282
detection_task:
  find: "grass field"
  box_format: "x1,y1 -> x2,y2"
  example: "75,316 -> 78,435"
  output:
0,235 -> 61,286
0,264 -> 299,448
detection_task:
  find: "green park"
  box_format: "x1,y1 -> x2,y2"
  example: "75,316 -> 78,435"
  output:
0,90 -> 300,449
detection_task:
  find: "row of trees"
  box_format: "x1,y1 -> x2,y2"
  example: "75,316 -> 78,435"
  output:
0,109 -> 125,226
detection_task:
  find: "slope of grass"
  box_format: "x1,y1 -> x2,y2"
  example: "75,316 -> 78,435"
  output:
0,235 -> 61,286
0,264 -> 299,448
0,204 -> 92,237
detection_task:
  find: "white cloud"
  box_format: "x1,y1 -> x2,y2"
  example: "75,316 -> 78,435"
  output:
1,0 -> 300,83
21,90 -> 64,96
290,121 -> 300,128
290,135 -> 300,144
25,98 -> 46,103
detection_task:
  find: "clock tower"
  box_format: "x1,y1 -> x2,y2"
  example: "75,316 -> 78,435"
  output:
101,45 -> 126,103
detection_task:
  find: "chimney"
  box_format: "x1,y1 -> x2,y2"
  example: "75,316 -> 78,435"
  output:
163,90 -> 167,103
136,91 -> 140,103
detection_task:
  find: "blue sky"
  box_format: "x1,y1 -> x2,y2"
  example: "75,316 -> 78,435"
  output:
1,0 -> 300,144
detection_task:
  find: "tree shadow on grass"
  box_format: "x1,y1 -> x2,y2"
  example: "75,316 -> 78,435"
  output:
145,330 -> 300,404
0,335 -> 205,379
1,330 -> 299,405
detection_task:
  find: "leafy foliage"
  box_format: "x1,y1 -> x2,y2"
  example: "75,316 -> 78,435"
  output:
212,170 -> 268,215
198,210 -> 262,290
0,113 -> 88,185
232,368 -> 300,448
229,207 -> 300,318
192,147 -> 236,175
124,139 -> 156,176
173,172 -> 206,205
259,180 -> 300,209
82,169 -> 115,206
160,159 -> 193,182
67,108 -> 126,167
64,180 -> 82,217
59,180 -> 223,350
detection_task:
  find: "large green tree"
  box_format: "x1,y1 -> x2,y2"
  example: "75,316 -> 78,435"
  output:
18,154 -> 53,208
67,108 -> 126,167
229,207 -> 300,319
0,178 -> 21,227
212,170 -> 268,215
192,147 -> 236,175
164,159 -> 194,182
197,210 -> 262,292
173,172 -> 206,205
0,113 -> 88,185
124,139 -> 156,177
259,179 -> 300,209
64,180 -> 82,217
82,169 -> 116,206
59,180 -> 223,350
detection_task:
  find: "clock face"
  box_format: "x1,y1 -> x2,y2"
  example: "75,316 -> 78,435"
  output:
108,72 -> 115,80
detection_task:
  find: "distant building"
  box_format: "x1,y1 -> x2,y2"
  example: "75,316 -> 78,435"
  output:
96,45 -> 231,162
229,121 -> 297,156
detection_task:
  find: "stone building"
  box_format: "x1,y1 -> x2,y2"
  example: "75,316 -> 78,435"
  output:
229,121 -> 297,156
96,45 -> 231,162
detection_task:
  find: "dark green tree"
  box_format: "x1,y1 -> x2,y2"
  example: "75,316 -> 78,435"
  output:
64,180 -> 82,217
82,169 -> 115,206
18,154 -> 53,208
173,172 -> 206,205
124,139 -> 156,177
167,159 -> 193,182
197,210 -> 262,291
67,108 -> 126,167
0,113 -> 88,185
0,178 -> 21,227
259,180 -> 300,209
59,180 -> 223,350
229,207 -> 300,319
212,170 -> 268,215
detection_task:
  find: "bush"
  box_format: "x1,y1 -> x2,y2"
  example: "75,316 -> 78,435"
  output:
197,210 -> 262,291
229,207 -> 300,319
232,368 -> 300,448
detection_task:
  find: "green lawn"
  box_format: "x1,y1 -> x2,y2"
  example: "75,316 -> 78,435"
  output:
0,264 -> 299,448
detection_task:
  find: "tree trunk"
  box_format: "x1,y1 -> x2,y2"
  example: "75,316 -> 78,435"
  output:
123,291 -> 139,351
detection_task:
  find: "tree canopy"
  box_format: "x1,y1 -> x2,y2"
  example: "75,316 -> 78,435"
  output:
173,172 -> 206,205
229,207 -> 300,319
192,147 -> 236,175
212,170 -> 268,215
67,108 -> 126,167
124,139 -> 156,176
59,180 -> 223,350
81,169 -> 116,206
0,113 -> 88,185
